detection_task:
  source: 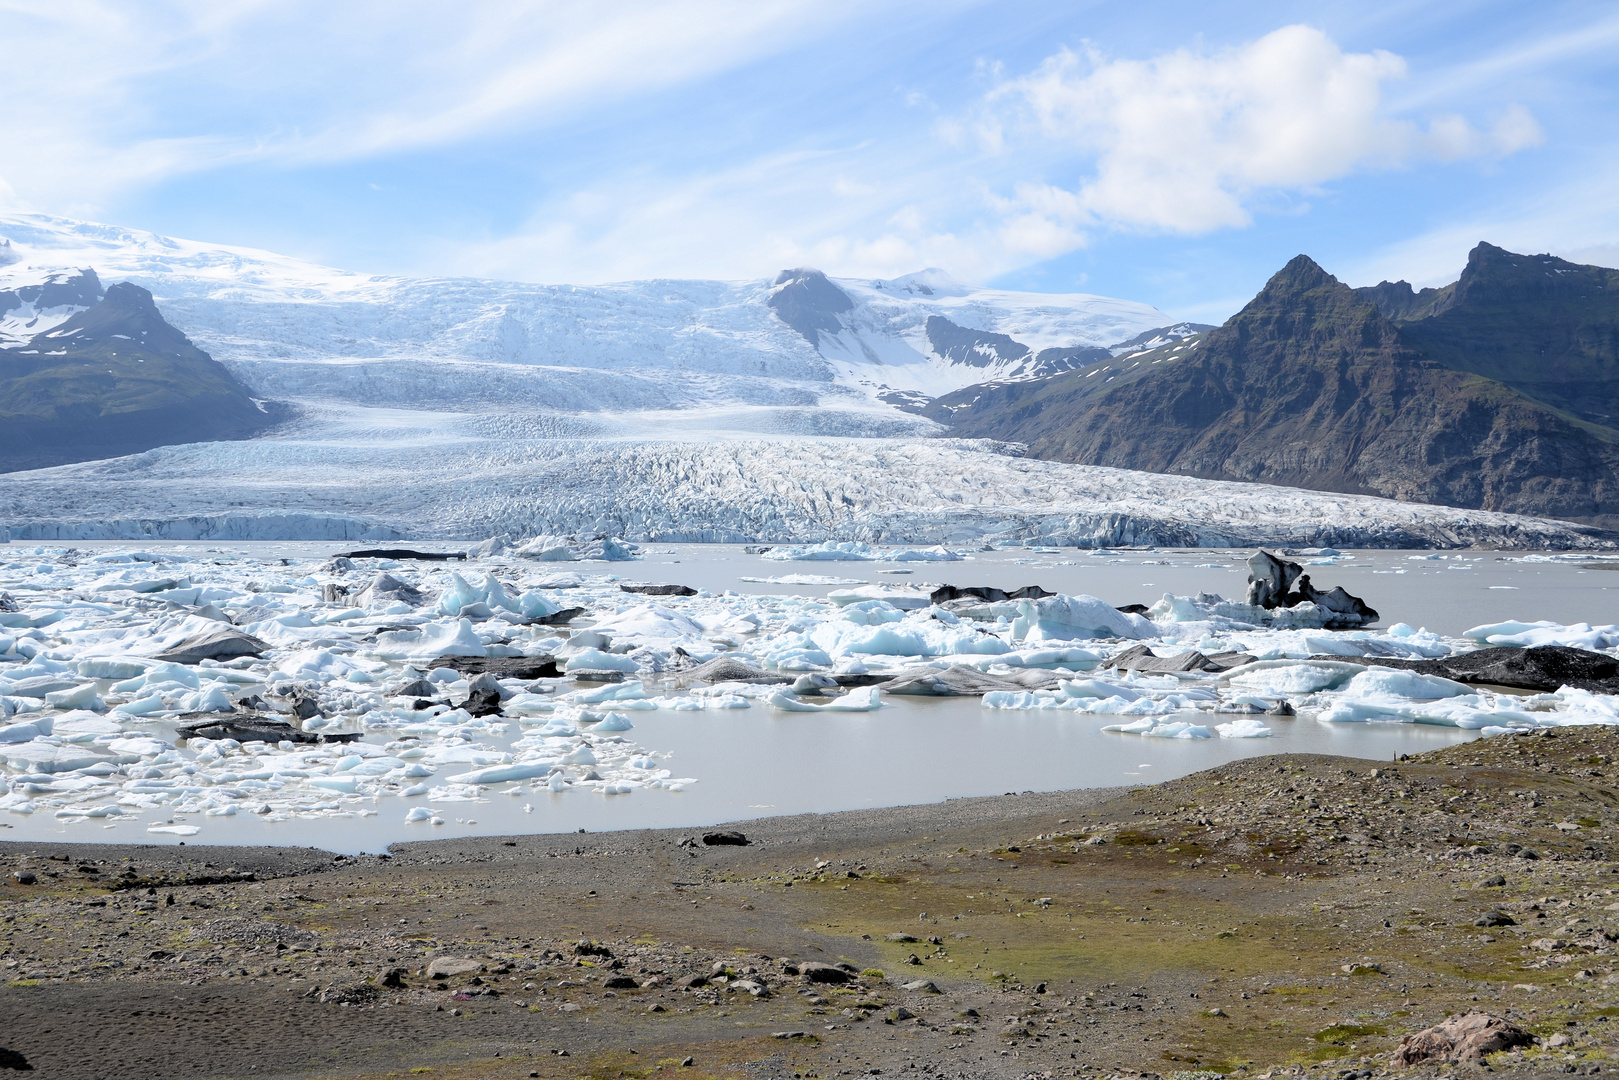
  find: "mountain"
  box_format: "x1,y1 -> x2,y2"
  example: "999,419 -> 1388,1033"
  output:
1359,242 -> 1619,429
0,279 -> 277,472
926,248 -> 1619,528
0,212 -> 1612,548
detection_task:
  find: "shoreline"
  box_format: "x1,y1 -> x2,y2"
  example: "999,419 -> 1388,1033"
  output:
8,730 -> 1619,1078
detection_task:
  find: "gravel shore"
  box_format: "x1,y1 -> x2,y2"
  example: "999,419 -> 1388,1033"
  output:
6,730 -> 1619,1079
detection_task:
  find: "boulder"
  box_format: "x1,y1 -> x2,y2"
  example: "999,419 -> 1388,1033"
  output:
425,956 -> 483,979
703,830 -> 749,847
1391,1011 -> 1533,1065
799,962 -> 857,984
602,974 -> 640,990
154,626 -> 269,664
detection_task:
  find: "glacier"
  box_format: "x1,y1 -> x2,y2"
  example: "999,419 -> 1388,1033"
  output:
0,210 -> 1613,550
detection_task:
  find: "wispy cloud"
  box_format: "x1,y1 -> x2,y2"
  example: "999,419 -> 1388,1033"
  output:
0,0 -> 877,211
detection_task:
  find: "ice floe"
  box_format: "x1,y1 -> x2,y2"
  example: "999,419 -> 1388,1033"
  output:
1,541 -> 1617,842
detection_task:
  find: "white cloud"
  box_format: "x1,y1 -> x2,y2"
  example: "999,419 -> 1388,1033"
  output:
0,0 -> 875,212
973,24 -> 1540,238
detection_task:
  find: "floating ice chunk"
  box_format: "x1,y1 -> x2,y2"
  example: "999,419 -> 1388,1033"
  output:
768,686 -> 884,712
405,806 -> 434,821
43,682 -> 105,711
517,590 -> 560,619
1215,718 -> 1272,738
764,541 -> 877,562
826,585 -> 932,610
739,574 -> 868,585
373,618 -> 488,659
882,546 -> 963,562
0,717 -> 52,743
113,694 -> 168,717
1013,595 -> 1154,642
1341,668 -> 1472,700
1462,620 -> 1619,650
565,680 -> 648,704
587,711 -> 634,732
448,762 -> 554,785
564,648 -> 640,673
1,744 -> 111,772
147,824 -> 201,836
504,693 -> 556,715
1103,719 -> 1212,738
514,535 -> 577,561
76,656 -> 152,679
1223,660 -> 1365,695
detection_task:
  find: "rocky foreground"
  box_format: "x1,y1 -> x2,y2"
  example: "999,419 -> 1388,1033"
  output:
9,729 -> 1619,1079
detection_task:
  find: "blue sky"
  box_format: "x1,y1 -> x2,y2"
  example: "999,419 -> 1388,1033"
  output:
1,0 -> 1615,321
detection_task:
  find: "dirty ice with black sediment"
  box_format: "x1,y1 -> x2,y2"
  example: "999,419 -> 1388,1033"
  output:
1,538 -> 1617,838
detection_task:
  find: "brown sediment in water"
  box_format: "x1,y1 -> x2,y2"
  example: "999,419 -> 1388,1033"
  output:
5,728 -> 1619,1078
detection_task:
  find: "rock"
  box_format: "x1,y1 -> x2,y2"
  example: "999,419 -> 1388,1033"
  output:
11,870 -> 36,884
733,979 -> 770,997
885,933 -> 919,943
619,583 -> 698,597
425,957 -> 483,979
890,1006 -> 916,1021
674,973 -> 709,989
378,966 -> 408,988
703,830 -> 749,846
602,974 -> 639,990
394,678 -> 438,698
573,940 -> 613,957
929,584 -> 1053,604
431,655 -> 561,680
348,572 -> 427,608
1479,874 -> 1507,888
1391,1011 -> 1534,1065
335,548 -> 467,562
1475,910 -> 1517,927
799,962 -> 856,984
154,626 -> 269,664
901,979 -> 940,993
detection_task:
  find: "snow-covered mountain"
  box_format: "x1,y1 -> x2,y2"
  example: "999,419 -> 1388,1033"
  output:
0,210 -> 1612,549
0,212 -> 1170,420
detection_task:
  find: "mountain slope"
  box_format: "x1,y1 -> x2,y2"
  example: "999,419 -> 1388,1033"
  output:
1360,242 -> 1619,429
0,281 -> 278,472
928,253 -> 1619,528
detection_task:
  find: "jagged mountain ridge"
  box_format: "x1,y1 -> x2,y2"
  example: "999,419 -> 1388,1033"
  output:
1358,242 -> 1619,429
927,246 -> 1619,529
0,281 -> 277,472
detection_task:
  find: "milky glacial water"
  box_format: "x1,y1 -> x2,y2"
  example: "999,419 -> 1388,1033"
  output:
4,542 -> 1613,854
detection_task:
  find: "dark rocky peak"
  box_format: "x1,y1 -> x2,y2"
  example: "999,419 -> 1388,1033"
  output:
0,267 -> 104,316
768,267 -> 854,346
925,315 -> 1029,368
1447,241 -> 1619,307
1356,279 -> 1447,321
40,281 -> 191,351
1109,322 -> 1216,355
1208,253 -> 1403,358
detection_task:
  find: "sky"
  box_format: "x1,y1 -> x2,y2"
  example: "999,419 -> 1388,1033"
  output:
0,0 -> 1615,321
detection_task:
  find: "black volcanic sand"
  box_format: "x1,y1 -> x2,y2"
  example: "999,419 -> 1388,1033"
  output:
7,731 -> 1619,1079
